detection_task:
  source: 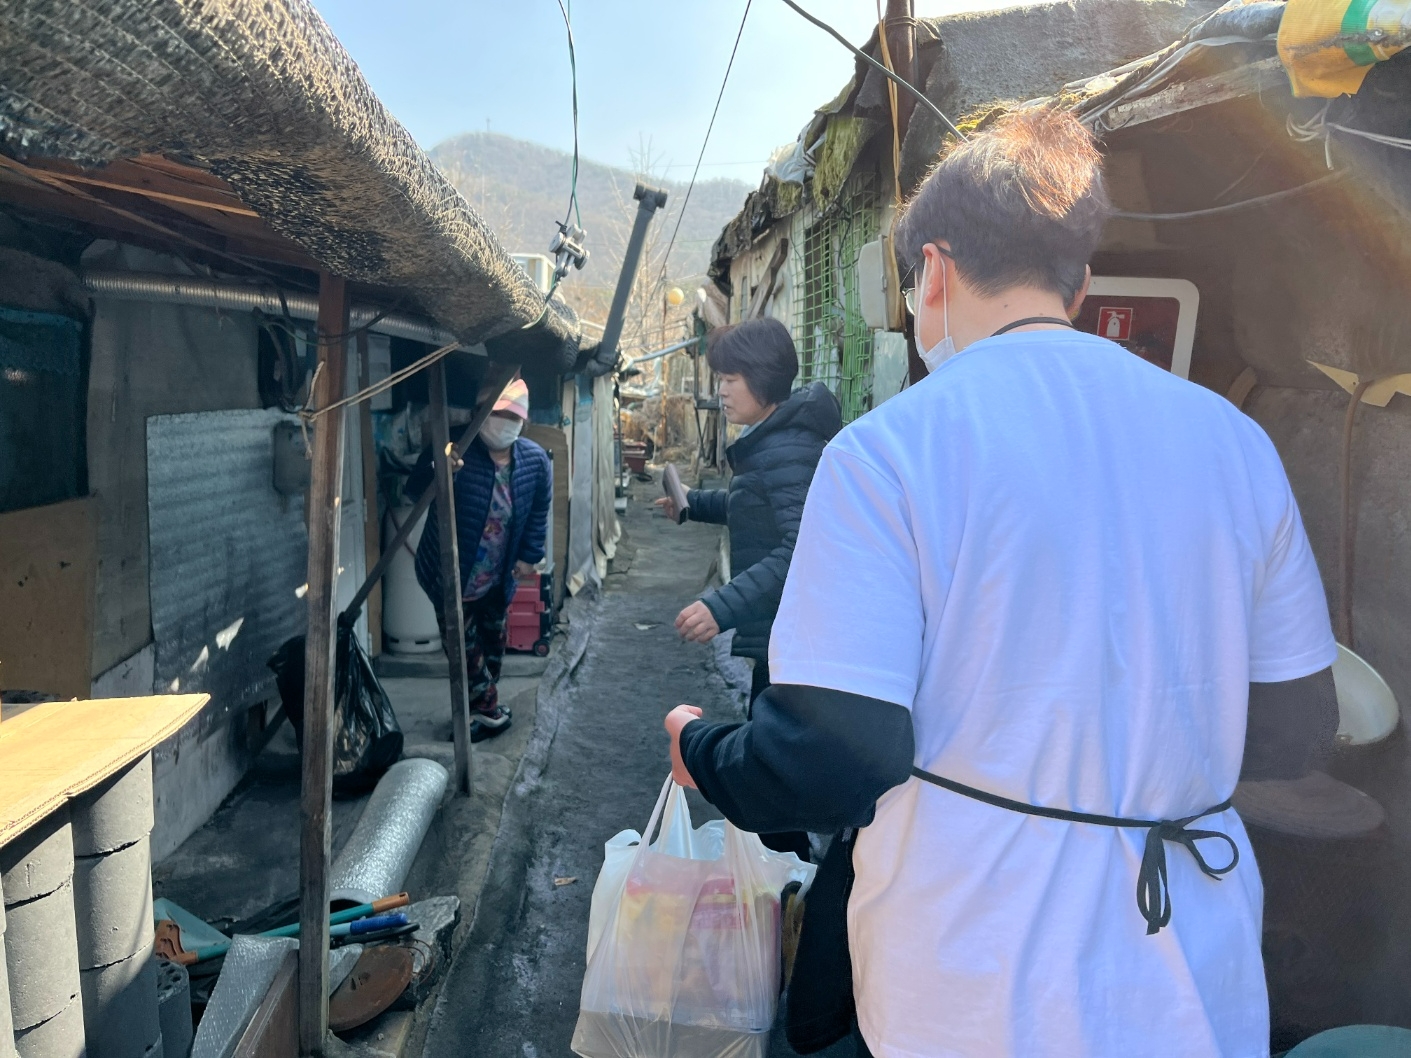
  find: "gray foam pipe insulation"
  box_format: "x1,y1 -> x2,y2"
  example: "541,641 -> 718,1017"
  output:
329,758 -> 449,906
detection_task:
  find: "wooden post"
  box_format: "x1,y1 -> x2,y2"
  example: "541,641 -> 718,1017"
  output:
357,331 -> 382,656
429,359 -> 475,795
297,272 -> 349,1057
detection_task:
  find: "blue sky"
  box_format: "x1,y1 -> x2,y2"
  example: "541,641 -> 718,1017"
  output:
313,0 -> 1011,186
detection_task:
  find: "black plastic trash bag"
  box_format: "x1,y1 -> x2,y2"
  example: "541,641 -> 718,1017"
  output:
268,618 -> 403,798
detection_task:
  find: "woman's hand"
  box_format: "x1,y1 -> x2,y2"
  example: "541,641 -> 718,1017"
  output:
665,705 -> 704,788
653,496 -> 680,522
675,601 -> 720,643
513,560 -> 537,580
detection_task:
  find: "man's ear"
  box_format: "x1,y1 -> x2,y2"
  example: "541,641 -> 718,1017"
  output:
1067,265 -> 1092,319
921,242 -> 950,308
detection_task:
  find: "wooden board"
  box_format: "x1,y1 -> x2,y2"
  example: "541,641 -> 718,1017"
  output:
524,425 -> 571,609
0,692 -> 208,849
0,497 -> 97,700
233,949 -> 298,1058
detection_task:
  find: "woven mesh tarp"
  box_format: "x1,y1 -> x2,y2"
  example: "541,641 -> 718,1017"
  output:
0,0 -> 578,370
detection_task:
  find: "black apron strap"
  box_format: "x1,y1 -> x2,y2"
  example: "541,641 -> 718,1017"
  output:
990,316 -> 1074,337
911,766 -> 1238,935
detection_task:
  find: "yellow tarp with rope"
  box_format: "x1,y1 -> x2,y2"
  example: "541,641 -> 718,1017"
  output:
1278,0 -> 1411,97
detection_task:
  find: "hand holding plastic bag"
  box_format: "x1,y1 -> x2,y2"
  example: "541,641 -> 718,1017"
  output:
573,778 -> 815,1058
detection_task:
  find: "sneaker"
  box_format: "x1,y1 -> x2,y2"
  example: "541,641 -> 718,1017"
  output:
470,706 -> 512,743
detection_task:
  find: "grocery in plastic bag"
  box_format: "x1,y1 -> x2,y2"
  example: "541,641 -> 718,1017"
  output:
573,778 -> 815,1058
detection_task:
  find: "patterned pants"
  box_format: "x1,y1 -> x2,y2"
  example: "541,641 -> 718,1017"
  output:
436,587 -> 508,715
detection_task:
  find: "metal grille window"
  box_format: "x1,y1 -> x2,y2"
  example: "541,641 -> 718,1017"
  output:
792,176 -> 880,422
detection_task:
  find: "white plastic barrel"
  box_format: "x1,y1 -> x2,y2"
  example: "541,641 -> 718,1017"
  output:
382,503 -> 442,654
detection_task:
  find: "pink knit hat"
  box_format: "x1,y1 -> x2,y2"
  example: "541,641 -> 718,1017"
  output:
492,378 -> 530,421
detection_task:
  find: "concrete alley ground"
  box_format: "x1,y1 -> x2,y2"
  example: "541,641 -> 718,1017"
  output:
422,477 -> 860,1058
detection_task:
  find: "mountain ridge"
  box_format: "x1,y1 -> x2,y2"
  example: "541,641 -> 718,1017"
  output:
430,132 -> 751,306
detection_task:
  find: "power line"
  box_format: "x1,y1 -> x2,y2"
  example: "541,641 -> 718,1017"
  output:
778,0 -> 967,143
555,0 -> 581,228
656,0 -> 753,287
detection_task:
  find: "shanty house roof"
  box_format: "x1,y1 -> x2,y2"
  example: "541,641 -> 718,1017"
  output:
0,0 -> 578,369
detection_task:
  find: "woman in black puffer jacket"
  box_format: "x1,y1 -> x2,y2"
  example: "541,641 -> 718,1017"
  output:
659,318 -> 842,703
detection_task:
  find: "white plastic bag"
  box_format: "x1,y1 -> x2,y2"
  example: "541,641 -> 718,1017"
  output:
573,778 -> 815,1058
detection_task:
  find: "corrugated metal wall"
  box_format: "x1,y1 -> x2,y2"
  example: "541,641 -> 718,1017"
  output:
147,408 -> 307,710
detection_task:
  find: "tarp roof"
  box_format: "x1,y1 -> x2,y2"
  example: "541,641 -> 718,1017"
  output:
709,0 -> 1222,287
0,0 -> 578,370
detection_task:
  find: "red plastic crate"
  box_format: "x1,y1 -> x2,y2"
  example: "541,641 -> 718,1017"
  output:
506,574 -> 551,655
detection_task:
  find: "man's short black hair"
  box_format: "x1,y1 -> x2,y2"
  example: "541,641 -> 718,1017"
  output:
706,317 -> 799,406
896,107 -> 1112,304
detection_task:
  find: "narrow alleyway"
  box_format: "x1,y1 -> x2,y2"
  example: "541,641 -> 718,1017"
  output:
420,480 -> 851,1058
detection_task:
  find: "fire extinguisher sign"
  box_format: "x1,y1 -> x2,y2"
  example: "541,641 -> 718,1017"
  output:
1098,307 -> 1133,341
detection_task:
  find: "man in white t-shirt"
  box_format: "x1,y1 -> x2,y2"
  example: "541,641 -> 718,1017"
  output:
665,108 -> 1338,1058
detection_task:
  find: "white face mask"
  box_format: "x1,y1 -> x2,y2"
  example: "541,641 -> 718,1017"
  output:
918,253 -> 958,372
479,415 -> 522,451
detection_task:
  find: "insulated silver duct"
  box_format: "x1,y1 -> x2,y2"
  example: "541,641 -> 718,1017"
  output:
329,758 -> 449,906
82,271 -> 478,350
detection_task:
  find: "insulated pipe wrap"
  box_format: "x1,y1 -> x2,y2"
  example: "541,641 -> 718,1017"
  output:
329,758 -> 449,905
81,272 -> 467,349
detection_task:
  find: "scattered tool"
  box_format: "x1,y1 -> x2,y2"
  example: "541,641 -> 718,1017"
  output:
155,892 -> 411,965
328,945 -> 416,1034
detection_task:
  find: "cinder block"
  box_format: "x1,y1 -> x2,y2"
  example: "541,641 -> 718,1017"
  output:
1,810 -> 74,905
78,943 -> 160,1058
5,882 -> 81,1031
72,839 -> 154,970
71,758 -> 154,859
12,992 -> 86,1058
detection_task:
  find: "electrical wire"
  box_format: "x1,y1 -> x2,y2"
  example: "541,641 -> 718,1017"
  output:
1110,171 -> 1344,221
778,0 -> 967,142
554,0 -> 582,228
656,0 -> 753,289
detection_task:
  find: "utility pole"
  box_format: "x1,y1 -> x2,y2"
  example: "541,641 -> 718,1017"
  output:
885,0 -> 918,146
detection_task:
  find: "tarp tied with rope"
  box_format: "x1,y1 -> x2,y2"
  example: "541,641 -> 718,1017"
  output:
0,0 -> 580,372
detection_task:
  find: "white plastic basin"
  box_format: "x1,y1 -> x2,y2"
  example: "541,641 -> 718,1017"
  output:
1333,644 -> 1399,746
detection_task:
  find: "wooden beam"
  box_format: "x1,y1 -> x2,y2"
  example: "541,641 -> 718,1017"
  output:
297,272 -> 350,1057
429,359 -> 475,795
357,330 -> 383,657
1100,58 -> 1287,132
233,950 -> 298,1058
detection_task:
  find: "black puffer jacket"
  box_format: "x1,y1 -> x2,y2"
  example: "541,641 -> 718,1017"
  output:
688,382 -> 843,661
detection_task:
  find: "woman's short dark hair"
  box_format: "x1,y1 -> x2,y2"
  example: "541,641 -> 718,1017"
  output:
706,317 -> 799,405
896,107 -> 1111,304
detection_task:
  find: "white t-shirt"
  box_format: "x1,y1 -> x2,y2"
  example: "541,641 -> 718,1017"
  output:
770,330 -> 1336,1058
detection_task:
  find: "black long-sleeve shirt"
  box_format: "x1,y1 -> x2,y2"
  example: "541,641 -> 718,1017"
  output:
680,669 -> 1339,835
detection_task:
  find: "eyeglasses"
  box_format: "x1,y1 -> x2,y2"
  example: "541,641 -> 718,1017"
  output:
902,245 -> 952,317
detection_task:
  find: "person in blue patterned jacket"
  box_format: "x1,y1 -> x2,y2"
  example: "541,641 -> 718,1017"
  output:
409,378 -> 550,741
